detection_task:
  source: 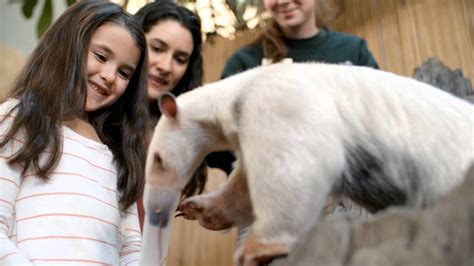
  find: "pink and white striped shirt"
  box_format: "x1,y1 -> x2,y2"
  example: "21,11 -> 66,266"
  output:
0,99 -> 142,265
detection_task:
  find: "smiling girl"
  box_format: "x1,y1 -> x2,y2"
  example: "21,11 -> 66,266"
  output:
0,1 -> 148,264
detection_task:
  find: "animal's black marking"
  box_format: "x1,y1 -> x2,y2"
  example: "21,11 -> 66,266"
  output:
339,143 -> 422,212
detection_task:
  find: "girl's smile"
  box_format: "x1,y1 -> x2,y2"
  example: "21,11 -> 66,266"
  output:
88,80 -> 109,96
85,22 -> 140,112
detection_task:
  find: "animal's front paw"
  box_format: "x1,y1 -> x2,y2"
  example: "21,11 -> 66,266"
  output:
177,195 -> 233,230
235,234 -> 289,266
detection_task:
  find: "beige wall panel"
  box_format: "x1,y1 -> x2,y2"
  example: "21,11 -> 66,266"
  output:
0,44 -> 25,100
203,30 -> 261,83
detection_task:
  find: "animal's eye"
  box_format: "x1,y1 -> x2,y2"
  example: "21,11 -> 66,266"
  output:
154,152 -> 163,168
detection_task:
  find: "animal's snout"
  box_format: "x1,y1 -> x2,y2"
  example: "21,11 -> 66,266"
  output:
148,211 -> 171,227
142,184 -> 180,227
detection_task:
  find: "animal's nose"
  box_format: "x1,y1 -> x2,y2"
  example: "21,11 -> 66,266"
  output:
148,211 -> 170,227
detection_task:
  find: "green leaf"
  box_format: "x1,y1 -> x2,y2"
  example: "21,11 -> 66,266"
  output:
37,0 -> 53,39
65,0 -> 75,6
22,0 -> 38,18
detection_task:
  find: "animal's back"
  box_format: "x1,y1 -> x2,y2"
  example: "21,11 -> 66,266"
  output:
236,63 -> 473,208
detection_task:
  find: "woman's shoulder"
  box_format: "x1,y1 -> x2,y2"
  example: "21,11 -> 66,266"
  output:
221,45 -> 264,79
325,28 -> 367,45
323,28 -> 378,68
231,45 -> 264,61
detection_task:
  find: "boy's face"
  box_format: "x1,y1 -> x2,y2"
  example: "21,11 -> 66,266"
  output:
85,22 -> 140,112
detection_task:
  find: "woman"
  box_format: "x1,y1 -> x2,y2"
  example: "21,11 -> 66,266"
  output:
135,0 -> 203,130
223,0 -> 378,78
134,0 -> 206,229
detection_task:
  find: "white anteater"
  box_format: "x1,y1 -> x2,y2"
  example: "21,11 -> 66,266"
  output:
141,63 -> 474,266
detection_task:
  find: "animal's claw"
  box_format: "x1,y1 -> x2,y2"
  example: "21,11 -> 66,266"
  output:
178,199 -> 204,220
178,196 -> 234,230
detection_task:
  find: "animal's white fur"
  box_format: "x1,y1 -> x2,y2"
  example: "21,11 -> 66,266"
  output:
145,63 -> 473,262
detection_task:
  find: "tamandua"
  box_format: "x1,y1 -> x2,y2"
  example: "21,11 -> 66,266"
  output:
143,63 -> 474,266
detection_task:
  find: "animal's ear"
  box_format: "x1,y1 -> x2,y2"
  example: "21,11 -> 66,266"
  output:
158,92 -> 178,119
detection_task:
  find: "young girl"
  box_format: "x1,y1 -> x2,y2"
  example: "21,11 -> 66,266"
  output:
0,1 -> 149,265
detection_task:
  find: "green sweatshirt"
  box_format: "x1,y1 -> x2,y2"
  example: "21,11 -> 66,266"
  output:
221,27 -> 378,79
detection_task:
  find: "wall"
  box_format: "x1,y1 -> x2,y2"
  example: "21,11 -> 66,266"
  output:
332,0 -> 473,80
0,0 -> 68,98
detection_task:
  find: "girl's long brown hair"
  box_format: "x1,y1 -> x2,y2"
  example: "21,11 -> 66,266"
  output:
0,0 -> 149,211
253,0 -> 341,63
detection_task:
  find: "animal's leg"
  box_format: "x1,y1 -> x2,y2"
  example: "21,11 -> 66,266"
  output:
235,142 -> 343,266
178,160 -> 254,230
234,233 -> 289,266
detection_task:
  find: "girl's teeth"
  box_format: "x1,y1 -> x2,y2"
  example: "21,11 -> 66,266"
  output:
91,82 -> 106,95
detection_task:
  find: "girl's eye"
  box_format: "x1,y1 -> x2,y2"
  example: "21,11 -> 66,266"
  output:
94,52 -> 107,62
118,69 -> 131,80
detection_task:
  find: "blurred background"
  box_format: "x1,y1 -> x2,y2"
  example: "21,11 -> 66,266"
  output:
0,0 -> 472,265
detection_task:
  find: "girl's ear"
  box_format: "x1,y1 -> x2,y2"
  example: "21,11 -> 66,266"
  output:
158,92 -> 178,119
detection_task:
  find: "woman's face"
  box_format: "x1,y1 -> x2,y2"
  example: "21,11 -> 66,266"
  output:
264,0 -> 316,34
145,20 -> 194,100
85,22 -> 140,112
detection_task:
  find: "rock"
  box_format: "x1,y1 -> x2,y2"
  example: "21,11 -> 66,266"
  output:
413,57 -> 473,100
272,165 -> 474,266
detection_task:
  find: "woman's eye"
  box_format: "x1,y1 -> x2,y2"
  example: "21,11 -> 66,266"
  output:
175,56 -> 188,65
150,45 -> 161,52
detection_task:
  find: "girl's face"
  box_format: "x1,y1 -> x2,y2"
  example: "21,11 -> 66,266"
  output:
85,22 -> 140,112
264,0 -> 316,33
145,20 -> 194,100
